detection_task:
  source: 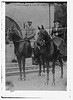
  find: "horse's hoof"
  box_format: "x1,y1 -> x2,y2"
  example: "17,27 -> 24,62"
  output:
51,82 -> 55,86
45,81 -> 49,85
18,77 -> 22,81
38,73 -> 41,76
22,77 -> 26,81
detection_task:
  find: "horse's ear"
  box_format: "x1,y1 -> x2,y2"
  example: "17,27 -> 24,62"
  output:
38,26 -> 40,30
41,25 -> 44,29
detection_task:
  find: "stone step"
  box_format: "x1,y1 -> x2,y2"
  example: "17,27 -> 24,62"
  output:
6,69 -> 40,76
6,60 -> 63,76
6,62 -> 40,76
6,62 -> 33,68
6,65 -> 61,76
6,65 -> 39,72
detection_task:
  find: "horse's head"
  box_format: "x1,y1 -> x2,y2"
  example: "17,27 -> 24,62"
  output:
37,25 -> 51,46
6,26 -> 22,42
37,25 -> 46,40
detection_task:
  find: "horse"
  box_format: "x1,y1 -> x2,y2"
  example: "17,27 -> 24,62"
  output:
6,28 -> 32,80
33,39 -> 46,75
36,25 -> 64,85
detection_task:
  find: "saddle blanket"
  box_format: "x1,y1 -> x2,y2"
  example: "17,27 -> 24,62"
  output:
52,37 -> 64,47
52,37 -> 67,56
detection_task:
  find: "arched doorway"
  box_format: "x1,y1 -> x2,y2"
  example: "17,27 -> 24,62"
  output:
5,16 -> 23,62
5,16 -> 23,37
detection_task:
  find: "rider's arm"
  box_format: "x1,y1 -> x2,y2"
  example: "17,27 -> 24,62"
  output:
27,32 -> 35,39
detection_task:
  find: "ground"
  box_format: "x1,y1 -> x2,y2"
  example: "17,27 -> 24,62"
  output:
6,62 -> 67,91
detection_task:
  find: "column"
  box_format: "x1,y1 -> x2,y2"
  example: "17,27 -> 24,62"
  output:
49,3 -> 54,34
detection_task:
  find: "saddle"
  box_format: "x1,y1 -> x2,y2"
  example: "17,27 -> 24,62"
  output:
52,37 -> 63,48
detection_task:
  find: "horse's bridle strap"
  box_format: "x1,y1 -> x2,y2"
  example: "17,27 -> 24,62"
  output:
13,38 -> 30,43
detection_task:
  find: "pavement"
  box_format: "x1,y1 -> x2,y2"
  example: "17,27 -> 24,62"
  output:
6,63 -> 67,91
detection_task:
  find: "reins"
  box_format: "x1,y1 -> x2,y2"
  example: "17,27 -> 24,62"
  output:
12,37 -> 30,43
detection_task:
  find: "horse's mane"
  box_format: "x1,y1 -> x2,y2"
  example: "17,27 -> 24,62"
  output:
12,30 -> 22,41
44,30 -> 51,43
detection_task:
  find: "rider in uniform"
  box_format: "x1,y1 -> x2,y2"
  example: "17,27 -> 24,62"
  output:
26,21 -> 35,41
25,21 -> 37,65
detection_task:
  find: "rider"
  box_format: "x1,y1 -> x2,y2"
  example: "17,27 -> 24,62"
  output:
51,20 -> 65,50
51,20 -> 64,39
26,21 -> 35,42
51,20 -> 67,57
25,21 -> 37,65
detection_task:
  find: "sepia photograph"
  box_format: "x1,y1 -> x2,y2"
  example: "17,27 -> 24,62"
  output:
5,1 -> 67,90
1,0 -> 68,99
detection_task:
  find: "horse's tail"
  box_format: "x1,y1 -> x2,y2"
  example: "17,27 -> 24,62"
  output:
59,40 -> 67,56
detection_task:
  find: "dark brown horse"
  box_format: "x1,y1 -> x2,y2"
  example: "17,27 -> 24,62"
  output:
36,25 -> 64,85
33,40 -> 46,75
7,28 -> 32,80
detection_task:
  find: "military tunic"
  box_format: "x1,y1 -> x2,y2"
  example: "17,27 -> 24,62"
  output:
25,25 -> 36,48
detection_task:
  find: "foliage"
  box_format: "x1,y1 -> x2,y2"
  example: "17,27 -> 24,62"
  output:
54,3 -> 67,27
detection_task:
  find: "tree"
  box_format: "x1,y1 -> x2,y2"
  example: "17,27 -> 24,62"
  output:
54,3 -> 67,27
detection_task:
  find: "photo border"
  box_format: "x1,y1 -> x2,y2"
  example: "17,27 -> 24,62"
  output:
0,0 -> 72,100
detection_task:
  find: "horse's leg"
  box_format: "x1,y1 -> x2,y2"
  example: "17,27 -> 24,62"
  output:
42,58 -> 45,73
41,58 -> 45,77
59,57 -> 63,78
17,57 -> 22,80
52,60 -> 55,85
22,57 -> 26,80
38,58 -> 41,76
46,61 -> 49,85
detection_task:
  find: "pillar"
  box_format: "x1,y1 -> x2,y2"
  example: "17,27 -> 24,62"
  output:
49,3 -> 54,34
